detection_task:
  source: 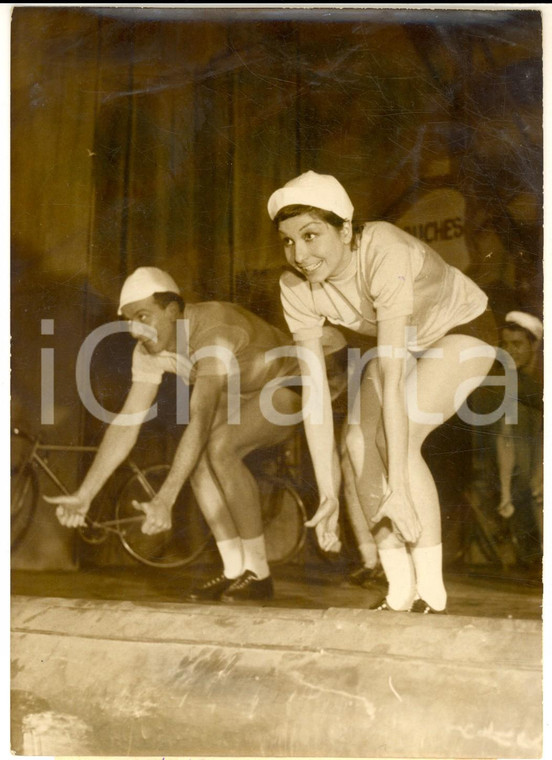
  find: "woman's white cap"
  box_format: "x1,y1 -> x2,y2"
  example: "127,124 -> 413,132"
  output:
118,267 -> 180,315
505,311 -> 543,342
267,170 -> 354,221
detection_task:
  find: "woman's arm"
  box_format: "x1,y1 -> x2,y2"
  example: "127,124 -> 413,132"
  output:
296,337 -> 342,551
372,315 -> 422,543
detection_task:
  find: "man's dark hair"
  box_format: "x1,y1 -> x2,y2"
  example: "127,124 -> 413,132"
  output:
502,321 -> 538,345
153,291 -> 185,311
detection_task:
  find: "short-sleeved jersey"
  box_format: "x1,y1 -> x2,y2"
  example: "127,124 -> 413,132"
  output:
279,221 -> 488,350
131,301 -> 299,391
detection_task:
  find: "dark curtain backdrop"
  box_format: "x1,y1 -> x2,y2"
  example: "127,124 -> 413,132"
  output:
11,7 -> 543,567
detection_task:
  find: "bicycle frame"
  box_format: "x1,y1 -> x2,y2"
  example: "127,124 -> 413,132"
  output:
13,429 -> 97,494
11,428 -> 149,535
12,427 -> 307,568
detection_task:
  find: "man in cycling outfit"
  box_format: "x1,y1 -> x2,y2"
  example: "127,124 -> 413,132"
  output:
45,267 -> 302,603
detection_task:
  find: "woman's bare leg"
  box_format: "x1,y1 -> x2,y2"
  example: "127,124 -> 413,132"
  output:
340,441 -> 379,570
347,336 -> 495,609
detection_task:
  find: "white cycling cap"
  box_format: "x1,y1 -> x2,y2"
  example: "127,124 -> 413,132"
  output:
267,170 -> 354,222
118,266 -> 181,315
505,311 -> 543,342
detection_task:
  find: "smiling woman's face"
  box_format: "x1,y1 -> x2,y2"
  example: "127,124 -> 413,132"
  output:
277,212 -> 352,283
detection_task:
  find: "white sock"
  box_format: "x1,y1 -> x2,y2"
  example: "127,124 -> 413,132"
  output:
358,540 -> 379,569
216,537 -> 244,579
378,545 -> 416,610
411,543 -> 447,611
242,535 -> 270,580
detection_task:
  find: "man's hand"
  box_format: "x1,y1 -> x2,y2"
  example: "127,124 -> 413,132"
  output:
43,492 -> 90,528
133,495 -> 172,535
371,487 -> 422,544
498,499 -> 515,519
305,496 -> 342,553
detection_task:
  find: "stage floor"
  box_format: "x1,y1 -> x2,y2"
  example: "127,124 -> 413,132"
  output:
11,556 -> 544,757
11,553 -> 543,621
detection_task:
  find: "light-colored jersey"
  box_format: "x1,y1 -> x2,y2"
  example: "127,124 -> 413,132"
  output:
280,221 -> 487,350
131,301 -> 299,392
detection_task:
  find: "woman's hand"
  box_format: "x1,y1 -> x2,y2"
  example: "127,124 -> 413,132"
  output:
133,495 -> 172,535
43,492 -> 91,528
371,487 -> 422,544
305,496 -> 342,553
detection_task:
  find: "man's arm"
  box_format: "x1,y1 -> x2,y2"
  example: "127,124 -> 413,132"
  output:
137,374 -> 226,534
44,381 -> 159,526
496,419 -> 516,518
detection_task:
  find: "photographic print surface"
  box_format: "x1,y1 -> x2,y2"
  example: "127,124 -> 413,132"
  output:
10,5 -> 544,759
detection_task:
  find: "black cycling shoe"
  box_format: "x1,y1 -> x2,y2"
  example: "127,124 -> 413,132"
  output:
184,572 -> 235,602
409,598 -> 448,615
221,570 -> 274,603
348,565 -> 385,587
369,597 -> 400,611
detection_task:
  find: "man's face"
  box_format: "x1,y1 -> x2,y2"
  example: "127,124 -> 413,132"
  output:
122,295 -> 178,354
501,327 -> 535,372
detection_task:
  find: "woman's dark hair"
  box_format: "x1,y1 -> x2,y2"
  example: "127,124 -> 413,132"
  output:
273,204 -> 363,248
153,292 -> 185,311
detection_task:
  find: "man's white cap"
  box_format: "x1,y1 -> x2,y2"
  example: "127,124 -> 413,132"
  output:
118,267 -> 181,315
267,170 -> 354,221
505,311 -> 543,342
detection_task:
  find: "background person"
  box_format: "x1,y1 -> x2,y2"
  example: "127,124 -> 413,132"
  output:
45,267 -> 302,603
267,170 -> 496,613
495,311 -> 543,566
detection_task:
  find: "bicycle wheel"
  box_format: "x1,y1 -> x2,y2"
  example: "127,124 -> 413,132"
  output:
11,463 -> 38,551
115,464 -> 212,568
11,429 -> 39,551
258,474 -> 307,565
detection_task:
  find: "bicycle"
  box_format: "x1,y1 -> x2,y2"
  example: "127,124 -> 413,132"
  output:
10,427 -> 308,569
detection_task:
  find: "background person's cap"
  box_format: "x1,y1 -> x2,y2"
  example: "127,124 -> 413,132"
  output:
505,311 -> 543,342
118,267 -> 181,315
267,170 -> 354,221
